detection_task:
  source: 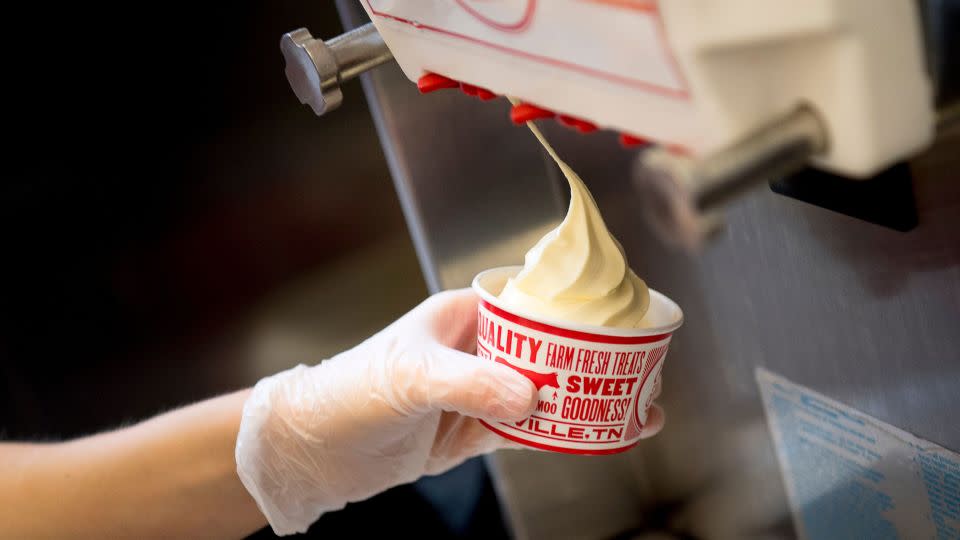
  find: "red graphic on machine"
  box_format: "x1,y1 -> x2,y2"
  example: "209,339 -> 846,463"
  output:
454,0 -> 536,32
495,357 -> 560,390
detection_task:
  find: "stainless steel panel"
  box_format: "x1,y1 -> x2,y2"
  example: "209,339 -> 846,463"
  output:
338,3 -> 960,539
337,2 -> 566,295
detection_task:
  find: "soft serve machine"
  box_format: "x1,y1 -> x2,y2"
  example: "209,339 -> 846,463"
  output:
282,1 -> 959,539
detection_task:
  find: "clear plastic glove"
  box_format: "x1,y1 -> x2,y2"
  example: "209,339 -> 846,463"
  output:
235,289 -> 541,536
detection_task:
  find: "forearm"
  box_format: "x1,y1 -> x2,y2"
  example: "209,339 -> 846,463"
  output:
0,390 -> 266,539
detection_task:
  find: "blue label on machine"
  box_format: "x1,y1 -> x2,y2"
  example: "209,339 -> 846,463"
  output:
757,368 -> 960,540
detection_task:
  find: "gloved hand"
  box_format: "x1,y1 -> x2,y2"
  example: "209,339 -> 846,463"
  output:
234,289 -> 541,536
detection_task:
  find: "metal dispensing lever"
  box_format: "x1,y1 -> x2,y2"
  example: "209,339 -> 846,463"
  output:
691,106 -> 828,211
280,23 -> 393,116
633,106 -> 829,251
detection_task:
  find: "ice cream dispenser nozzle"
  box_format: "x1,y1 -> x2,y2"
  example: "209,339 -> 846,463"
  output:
279,24 -> 830,252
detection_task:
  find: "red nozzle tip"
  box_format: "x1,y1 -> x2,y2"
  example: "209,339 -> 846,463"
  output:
557,115 -> 598,133
475,87 -> 496,101
666,143 -> 692,156
510,103 -> 555,124
418,73 -> 459,94
619,133 -> 648,148
460,83 -> 497,100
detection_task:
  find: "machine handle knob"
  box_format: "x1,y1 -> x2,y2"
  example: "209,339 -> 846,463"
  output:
280,28 -> 342,116
280,24 -> 393,117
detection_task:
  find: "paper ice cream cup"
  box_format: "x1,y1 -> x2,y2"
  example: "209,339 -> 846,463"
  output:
472,266 -> 683,455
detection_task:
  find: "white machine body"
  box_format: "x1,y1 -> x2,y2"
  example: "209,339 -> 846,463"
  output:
360,0 -> 935,177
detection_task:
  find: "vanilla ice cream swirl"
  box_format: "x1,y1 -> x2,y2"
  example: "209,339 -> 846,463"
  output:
499,123 -> 650,328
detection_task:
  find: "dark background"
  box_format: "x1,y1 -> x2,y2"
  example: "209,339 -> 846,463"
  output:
0,3 -> 413,434
1,2 -> 507,538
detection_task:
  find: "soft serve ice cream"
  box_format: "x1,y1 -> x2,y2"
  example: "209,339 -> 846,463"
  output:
499,123 -> 651,328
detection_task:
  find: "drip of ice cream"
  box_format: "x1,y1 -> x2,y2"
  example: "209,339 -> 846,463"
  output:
499,121 -> 650,328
